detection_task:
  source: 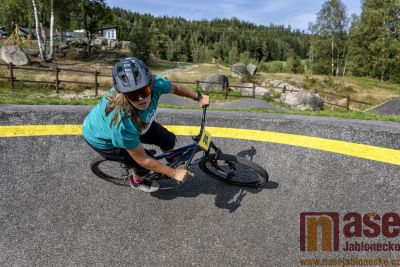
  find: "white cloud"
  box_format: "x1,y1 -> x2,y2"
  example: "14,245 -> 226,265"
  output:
284,12 -> 317,31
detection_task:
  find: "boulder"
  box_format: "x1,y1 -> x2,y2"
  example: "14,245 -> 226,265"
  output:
121,41 -> 132,49
232,84 -> 271,98
200,74 -> 229,92
68,39 -> 87,48
261,78 -> 271,87
269,80 -> 284,87
288,78 -> 306,87
108,40 -> 121,49
264,79 -> 300,93
247,64 -> 257,75
93,37 -> 107,47
278,83 -> 300,93
0,45 -> 30,65
280,90 -> 324,111
231,63 -> 250,78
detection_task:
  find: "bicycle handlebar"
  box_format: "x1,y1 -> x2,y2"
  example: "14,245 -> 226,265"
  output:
199,104 -> 208,135
183,105 -> 208,170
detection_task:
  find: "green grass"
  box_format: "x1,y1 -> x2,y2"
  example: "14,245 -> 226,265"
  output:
1,85 -> 399,123
345,76 -> 400,94
149,65 -> 177,74
0,86 -> 101,105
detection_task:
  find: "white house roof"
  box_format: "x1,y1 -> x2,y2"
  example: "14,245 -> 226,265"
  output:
98,26 -> 118,31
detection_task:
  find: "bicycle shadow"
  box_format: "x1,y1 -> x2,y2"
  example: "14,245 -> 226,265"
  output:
151,146 -> 279,213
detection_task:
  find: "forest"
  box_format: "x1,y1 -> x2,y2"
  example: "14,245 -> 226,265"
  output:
1,0 -> 399,82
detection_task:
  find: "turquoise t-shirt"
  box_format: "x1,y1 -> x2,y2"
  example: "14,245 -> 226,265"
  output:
82,76 -> 172,150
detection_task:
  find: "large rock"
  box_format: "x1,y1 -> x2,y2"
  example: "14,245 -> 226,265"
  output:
68,39 -> 87,48
0,45 -> 30,65
200,74 -> 229,92
280,90 -> 324,111
269,80 -> 284,87
263,79 -> 300,93
277,82 -> 299,92
232,83 -> 271,98
247,64 -> 257,75
93,37 -> 107,47
288,78 -> 306,87
231,63 -> 250,78
121,41 -> 132,49
107,39 -> 121,49
111,41 -> 121,49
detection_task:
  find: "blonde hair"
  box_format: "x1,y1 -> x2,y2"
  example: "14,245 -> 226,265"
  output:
105,90 -> 149,130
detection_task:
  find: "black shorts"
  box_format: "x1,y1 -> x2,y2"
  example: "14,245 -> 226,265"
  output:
86,121 -> 176,176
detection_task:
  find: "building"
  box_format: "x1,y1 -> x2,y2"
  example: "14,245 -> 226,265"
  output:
98,26 -> 117,40
20,27 -> 51,40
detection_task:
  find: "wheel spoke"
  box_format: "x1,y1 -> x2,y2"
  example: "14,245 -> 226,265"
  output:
199,153 -> 268,187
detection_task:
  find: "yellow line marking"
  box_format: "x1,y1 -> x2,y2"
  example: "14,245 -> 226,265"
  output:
0,125 -> 82,137
0,124 -> 399,166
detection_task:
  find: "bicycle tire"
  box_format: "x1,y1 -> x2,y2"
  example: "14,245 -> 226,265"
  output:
199,153 -> 268,187
90,155 -> 130,186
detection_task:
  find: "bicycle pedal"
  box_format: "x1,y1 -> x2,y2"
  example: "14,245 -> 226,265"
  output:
122,175 -> 131,181
146,149 -> 157,156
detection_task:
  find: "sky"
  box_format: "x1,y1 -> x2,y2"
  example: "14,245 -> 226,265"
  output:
105,0 -> 362,32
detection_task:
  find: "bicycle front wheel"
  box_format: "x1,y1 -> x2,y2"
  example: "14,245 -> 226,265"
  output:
199,153 -> 268,188
90,155 -> 130,186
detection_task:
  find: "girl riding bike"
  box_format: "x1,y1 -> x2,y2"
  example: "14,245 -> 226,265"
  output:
82,57 -> 210,193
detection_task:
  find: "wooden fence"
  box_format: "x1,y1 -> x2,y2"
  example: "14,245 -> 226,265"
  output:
0,63 -> 372,110
0,63 -> 105,95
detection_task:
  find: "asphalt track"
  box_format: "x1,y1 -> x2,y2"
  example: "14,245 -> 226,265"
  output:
367,98 -> 400,116
1,105 -> 400,266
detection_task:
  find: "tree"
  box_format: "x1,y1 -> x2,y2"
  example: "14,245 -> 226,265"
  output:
309,0 -> 349,76
348,0 -> 400,81
239,51 -> 251,64
31,0 -> 46,61
227,46 -> 239,64
0,0 -> 32,32
29,0 -> 78,62
129,20 -> 153,62
107,7 -> 312,65
77,0 -> 111,54
286,53 -> 303,73
47,0 -> 55,61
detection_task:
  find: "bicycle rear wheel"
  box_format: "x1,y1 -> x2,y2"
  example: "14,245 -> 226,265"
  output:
199,153 -> 268,188
90,155 -> 131,186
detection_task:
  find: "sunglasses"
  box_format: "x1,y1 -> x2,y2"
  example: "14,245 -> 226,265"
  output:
125,86 -> 152,101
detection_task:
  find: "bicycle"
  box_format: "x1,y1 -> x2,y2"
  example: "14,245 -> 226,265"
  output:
90,106 -> 268,188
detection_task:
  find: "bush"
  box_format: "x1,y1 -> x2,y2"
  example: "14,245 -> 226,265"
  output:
286,55 -> 304,74
257,62 -> 269,72
269,61 -> 285,73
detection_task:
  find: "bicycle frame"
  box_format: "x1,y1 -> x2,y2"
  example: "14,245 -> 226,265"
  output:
150,105 -> 219,171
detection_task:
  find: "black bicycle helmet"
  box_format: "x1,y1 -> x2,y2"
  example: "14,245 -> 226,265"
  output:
112,57 -> 152,93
